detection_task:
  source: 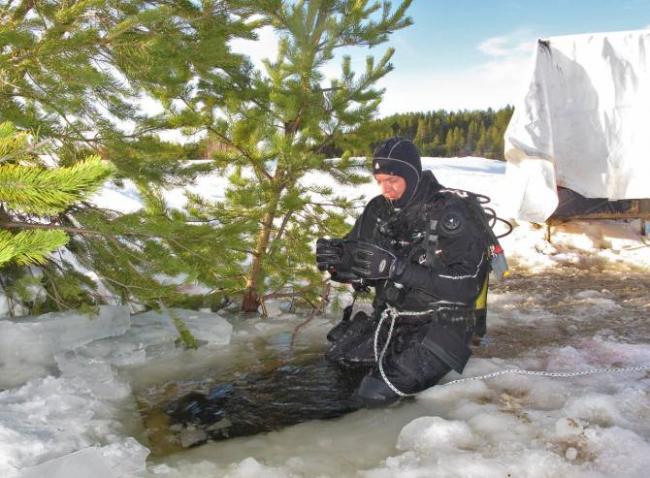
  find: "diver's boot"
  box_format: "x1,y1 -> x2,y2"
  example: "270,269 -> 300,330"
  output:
356,374 -> 400,408
326,318 -> 352,343
326,305 -> 357,343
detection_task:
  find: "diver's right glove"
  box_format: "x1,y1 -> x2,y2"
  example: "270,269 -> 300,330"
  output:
351,241 -> 398,280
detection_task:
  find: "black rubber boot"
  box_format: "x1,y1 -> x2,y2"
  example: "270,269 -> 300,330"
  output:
326,317 -> 352,343
326,305 -> 358,343
356,374 -> 400,408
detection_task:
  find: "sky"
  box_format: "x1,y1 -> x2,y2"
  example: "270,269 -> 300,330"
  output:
232,0 -> 650,116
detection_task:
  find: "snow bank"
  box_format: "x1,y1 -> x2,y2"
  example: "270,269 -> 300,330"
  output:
367,352 -> 650,478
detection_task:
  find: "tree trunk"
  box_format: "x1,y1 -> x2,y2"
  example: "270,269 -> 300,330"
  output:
241,189 -> 281,312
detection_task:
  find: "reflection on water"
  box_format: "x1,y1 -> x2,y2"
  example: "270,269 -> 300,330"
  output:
137,326 -> 366,456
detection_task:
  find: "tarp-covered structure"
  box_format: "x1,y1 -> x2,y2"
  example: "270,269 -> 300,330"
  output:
504,29 -> 650,222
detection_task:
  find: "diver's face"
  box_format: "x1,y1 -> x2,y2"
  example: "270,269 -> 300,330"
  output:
374,173 -> 407,201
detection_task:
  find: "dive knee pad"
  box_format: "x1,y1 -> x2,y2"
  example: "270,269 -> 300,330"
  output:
422,324 -> 472,374
325,312 -> 376,366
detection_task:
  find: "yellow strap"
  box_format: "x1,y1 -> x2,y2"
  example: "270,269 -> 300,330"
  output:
474,276 -> 489,310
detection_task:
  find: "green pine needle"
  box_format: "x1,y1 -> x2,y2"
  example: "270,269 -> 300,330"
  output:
0,229 -> 69,267
0,156 -> 114,215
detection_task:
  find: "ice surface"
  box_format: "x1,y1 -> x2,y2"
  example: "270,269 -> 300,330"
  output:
3,294 -> 649,478
0,369 -> 141,477
51,308 -> 234,375
0,305 -> 130,388
0,305 -> 235,476
134,326 -> 650,478
19,448 -> 115,478
19,438 -> 149,478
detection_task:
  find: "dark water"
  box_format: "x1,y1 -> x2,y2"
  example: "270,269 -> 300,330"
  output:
137,340 -> 368,455
165,357 -> 365,445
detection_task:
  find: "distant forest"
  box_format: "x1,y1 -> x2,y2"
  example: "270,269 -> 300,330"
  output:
375,106 -> 514,160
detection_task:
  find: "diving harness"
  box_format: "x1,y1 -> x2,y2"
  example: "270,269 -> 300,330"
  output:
359,192 -> 650,398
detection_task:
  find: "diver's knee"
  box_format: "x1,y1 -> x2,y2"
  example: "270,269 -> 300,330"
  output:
356,374 -> 400,408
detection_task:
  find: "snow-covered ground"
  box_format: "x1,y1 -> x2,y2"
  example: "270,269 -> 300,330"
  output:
1,157 -> 649,478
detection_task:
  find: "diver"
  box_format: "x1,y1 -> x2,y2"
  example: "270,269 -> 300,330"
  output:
316,137 -> 507,407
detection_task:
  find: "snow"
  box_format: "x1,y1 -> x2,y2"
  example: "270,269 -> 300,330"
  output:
1,156 -> 649,478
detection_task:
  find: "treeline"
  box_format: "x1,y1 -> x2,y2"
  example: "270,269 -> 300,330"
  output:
376,106 -> 514,160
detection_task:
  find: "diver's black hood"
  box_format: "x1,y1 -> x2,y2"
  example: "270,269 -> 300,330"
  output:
393,170 -> 443,210
373,137 -> 422,208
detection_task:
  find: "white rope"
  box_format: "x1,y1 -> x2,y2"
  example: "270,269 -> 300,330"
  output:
441,365 -> 650,387
374,307 -> 410,397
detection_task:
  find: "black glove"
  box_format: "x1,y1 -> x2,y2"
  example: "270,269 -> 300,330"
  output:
316,238 -> 345,272
351,241 -> 398,280
316,238 -> 358,283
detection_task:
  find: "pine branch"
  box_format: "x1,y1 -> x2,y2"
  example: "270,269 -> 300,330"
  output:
0,228 -> 69,266
0,156 -> 114,215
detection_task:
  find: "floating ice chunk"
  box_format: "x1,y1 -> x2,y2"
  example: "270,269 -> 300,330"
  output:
67,308 -> 234,370
19,448 -> 114,478
171,309 -> 232,346
132,308 -> 232,347
54,353 -> 131,401
0,306 -> 130,388
396,416 -> 477,453
97,438 -> 150,476
0,366 -> 139,473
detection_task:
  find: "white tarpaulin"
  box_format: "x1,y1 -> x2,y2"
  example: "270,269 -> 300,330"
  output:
504,29 -> 650,222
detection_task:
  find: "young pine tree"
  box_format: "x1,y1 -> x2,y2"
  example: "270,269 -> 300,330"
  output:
161,0 -> 414,312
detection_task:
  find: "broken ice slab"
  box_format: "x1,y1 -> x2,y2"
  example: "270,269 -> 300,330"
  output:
61,308 -> 234,371
0,305 -> 130,388
19,448 -> 114,478
18,438 -> 149,478
129,308 -> 233,347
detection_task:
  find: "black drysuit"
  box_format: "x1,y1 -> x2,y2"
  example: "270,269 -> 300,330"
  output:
326,170 -> 491,405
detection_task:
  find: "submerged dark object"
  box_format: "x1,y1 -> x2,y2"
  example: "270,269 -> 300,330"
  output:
165,356 -> 366,447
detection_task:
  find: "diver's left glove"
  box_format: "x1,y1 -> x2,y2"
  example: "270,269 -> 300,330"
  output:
351,242 -> 399,280
316,238 -> 358,283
